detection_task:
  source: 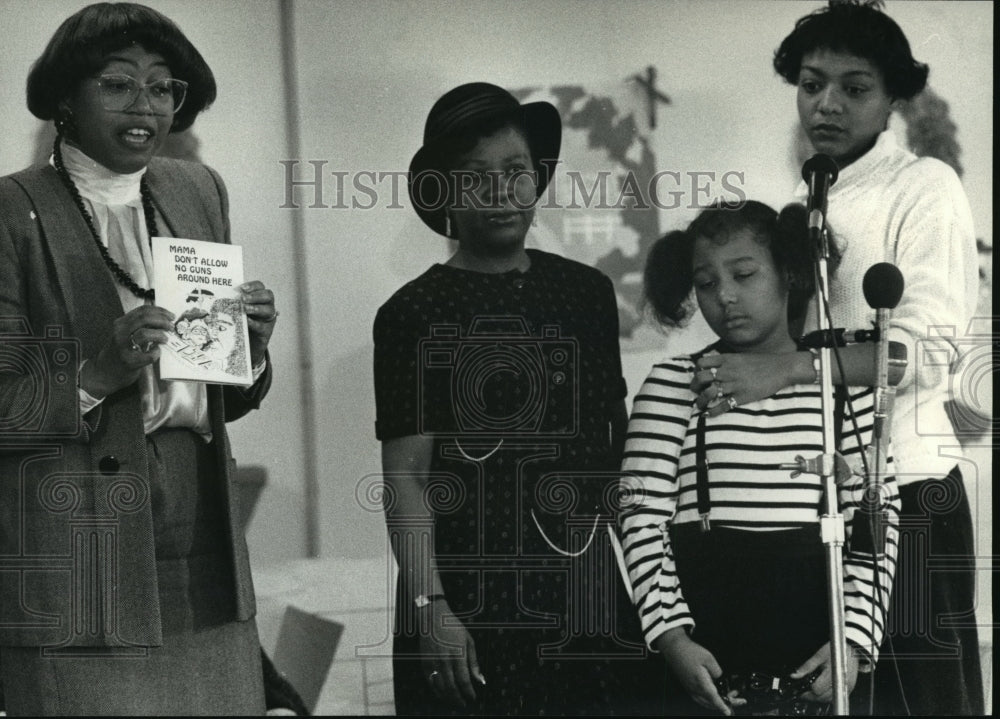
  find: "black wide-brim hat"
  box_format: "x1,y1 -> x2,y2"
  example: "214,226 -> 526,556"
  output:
408,82 -> 562,236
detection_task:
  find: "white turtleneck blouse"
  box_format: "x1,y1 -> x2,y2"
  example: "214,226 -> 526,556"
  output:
60,141 -> 211,439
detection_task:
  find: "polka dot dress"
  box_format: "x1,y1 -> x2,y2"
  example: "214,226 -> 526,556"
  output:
375,250 -> 649,715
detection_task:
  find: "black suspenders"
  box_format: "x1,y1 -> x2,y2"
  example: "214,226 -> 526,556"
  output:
693,378 -> 850,532
695,412 -> 712,531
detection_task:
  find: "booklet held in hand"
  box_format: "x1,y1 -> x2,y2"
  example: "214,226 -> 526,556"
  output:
152,236 -> 253,386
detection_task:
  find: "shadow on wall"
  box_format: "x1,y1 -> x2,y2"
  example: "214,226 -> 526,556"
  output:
31,123 -> 56,168
388,215 -> 452,280
320,343 -> 389,559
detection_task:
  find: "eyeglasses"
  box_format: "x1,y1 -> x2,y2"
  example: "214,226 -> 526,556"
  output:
95,74 -> 189,114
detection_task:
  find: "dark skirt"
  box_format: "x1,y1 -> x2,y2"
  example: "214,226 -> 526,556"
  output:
391,530 -> 663,716
0,429 -> 264,716
670,524 -> 830,674
390,436 -> 664,716
871,467 -> 984,716
663,524 -> 830,715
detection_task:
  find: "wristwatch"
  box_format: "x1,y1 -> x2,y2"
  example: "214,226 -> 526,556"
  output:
414,593 -> 446,609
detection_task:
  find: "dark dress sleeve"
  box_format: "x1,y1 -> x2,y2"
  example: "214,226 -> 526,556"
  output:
599,274 -> 627,404
373,300 -> 424,441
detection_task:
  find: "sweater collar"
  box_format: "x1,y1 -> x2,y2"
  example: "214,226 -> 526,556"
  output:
49,141 -> 146,206
834,129 -> 898,187
795,129 -> 899,198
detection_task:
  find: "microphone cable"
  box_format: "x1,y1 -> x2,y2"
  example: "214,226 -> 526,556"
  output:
818,289 -> 909,717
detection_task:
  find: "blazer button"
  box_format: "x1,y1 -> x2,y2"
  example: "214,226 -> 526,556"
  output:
98,455 -> 120,474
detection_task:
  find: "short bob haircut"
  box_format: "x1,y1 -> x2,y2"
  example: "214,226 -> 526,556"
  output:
644,201 -> 821,330
27,2 -> 215,133
773,2 -> 928,101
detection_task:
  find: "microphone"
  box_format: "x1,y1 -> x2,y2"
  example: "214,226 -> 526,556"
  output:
802,154 -> 839,242
863,263 -> 905,440
799,327 -> 880,349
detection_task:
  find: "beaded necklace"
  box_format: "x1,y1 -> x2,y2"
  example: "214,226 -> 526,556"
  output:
52,136 -> 158,301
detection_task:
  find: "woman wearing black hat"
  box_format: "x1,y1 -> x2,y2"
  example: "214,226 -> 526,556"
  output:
373,83 -> 644,715
0,3 -> 276,714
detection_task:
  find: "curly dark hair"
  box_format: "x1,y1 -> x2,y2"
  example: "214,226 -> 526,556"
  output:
773,2 -> 928,100
27,2 -> 216,133
644,201 -> 820,330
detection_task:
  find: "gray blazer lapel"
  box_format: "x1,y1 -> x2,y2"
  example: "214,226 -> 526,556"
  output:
144,160 -> 225,244
13,166 -> 123,356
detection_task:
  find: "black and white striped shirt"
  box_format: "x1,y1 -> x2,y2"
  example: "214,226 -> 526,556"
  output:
619,354 -> 900,660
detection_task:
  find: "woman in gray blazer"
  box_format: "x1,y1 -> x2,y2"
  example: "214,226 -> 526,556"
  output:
0,3 -> 277,714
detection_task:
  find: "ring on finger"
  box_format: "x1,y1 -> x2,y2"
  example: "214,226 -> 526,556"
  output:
726,395 -> 738,410
709,366 -> 718,380
715,382 -> 724,400
428,670 -> 440,681
129,331 -> 143,352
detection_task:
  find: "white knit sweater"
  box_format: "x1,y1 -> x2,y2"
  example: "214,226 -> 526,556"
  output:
796,131 -> 978,482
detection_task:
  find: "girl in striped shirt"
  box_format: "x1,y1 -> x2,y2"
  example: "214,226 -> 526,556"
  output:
619,201 -> 899,715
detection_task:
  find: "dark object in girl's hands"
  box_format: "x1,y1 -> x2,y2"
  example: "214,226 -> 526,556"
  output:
715,667 -> 828,715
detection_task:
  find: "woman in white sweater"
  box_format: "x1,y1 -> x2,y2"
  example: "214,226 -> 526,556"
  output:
691,5 -> 982,715
620,201 -> 899,716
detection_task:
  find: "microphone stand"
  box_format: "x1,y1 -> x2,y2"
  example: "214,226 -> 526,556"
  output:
784,222 -> 851,714
864,265 -> 905,563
